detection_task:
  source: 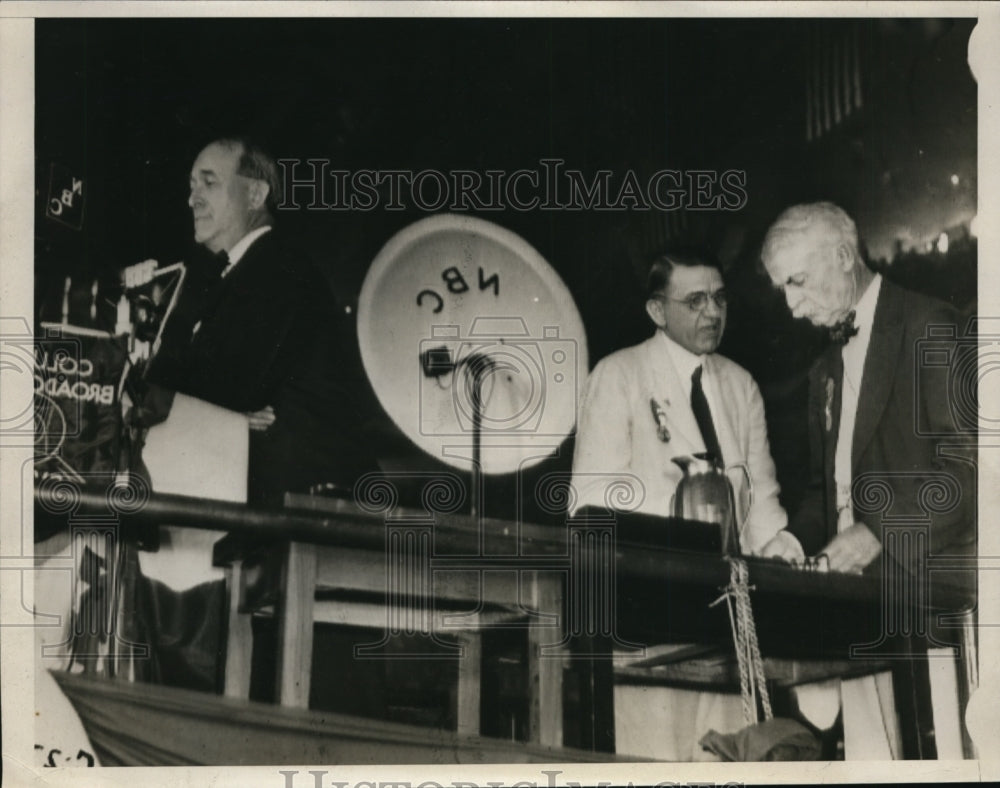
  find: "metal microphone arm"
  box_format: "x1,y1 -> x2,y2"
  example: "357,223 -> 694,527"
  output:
419,347 -> 495,521
121,261 -> 185,291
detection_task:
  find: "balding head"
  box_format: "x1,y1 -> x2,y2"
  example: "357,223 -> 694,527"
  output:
188,137 -> 279,253
214,137 -> 283,215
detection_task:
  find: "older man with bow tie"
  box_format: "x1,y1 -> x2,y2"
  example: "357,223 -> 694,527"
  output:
760,201 -> 975,575
759,201 -> 976,760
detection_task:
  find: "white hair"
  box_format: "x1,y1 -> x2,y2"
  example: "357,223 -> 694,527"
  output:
761,201 -> 860,265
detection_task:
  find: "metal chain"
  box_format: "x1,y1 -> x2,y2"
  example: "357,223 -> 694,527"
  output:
720,577 -> 753,724
718,558 -> 773,725
735,559 -> 773,720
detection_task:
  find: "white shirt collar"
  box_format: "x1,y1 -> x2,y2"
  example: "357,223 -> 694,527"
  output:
657,328 -> 705,392
223,225 -> 272,275
850,272 -> 882,335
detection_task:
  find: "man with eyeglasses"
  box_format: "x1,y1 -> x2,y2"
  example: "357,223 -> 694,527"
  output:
571,248 -> 802,559
570,248 -> 802,761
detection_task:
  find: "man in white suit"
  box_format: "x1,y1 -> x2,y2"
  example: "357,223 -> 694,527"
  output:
570,248 -> 803,761
572,248 -> 801,558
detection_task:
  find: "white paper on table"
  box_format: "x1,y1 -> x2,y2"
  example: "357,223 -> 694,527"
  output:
139,392 -> 248,591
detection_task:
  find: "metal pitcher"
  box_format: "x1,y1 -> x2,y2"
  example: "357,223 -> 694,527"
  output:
671,453 -> 745,555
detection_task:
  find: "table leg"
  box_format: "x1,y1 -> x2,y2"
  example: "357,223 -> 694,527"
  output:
890,636 -> 937,759
456,624 -> 482,736
955,607 -> 978,759
572,635 -> 616,753
527,571 -> 563,747
276,541 -> 317,708
223,561 -> 253,699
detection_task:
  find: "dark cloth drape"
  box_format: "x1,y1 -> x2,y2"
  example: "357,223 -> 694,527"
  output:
129,576 -> 227,693
52,671 -> 637,766
700,718 -> 822,761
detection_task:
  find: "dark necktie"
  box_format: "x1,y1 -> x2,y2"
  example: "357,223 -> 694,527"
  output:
210,249 -> 230,279
822,345 -> 846,541
691,364 -> 724,465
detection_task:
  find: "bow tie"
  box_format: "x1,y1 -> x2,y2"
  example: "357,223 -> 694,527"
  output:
828,310 -> 859,345
209,250 -> 230,278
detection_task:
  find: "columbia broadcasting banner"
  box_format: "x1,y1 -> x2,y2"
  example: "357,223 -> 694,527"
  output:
34,327 -> 128,480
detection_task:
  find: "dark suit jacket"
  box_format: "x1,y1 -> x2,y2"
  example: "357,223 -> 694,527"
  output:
148,229 -> 378,503
790,279 -> 976,580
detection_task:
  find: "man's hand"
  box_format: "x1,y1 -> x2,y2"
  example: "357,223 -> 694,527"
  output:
821,523 -> 881,573
123,259 -> 159,289
247,405 -> 276,432
759,530 -> 806,563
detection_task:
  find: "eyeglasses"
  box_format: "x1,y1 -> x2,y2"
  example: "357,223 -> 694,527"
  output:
657,289 -> 728,312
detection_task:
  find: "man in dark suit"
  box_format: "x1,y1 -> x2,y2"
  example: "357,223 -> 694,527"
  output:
139,136 -> 376,504
121,137 -> 376,692
758,202 -> 976,758
760,201 -> 975,576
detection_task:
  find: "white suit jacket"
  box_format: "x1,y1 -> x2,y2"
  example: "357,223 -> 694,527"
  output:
570,333 -> 787,554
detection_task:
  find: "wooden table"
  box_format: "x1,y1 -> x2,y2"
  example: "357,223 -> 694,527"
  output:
214,494 -> 570,746
209,495 -> 976,757
31,483 -> 977,758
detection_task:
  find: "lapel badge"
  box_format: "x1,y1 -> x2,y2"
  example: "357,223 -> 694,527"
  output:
649,397 -> 671,443
824,376 -> 835,432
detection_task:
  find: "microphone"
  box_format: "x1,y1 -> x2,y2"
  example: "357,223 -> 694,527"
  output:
121,260 -> 185,291
420,345 -> 455,378
420,346 -> 499,398
116,260 -> 187,342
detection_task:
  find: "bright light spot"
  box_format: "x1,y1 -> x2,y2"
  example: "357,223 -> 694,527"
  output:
970,215 -> 979,238
533,297 -> 539,303
345,305 -> 353,314
950,174 -> 960,186
936,232 -> 949,254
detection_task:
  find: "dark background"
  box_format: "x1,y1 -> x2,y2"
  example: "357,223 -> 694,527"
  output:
34,17 -> 978,519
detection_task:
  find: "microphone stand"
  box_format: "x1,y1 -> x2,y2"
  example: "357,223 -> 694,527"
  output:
420,346 -> 495,523
464,354 -> 494,522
